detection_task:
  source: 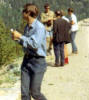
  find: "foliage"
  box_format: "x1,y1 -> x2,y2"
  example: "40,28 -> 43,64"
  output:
0,0 -> 89,29
0,18 -> 23,67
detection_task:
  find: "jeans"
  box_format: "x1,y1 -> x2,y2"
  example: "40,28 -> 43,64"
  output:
70,31 -> 78,52
53,42 -> 65,65
21,55 -> 47,100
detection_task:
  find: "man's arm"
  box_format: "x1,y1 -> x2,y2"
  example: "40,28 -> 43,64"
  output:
41,13 -> 54,24
12,27 -> 45,50
70,15 -> 77,25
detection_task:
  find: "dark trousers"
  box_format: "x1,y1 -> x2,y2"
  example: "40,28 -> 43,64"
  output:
21,55 -> 47,100
53,42 -> 65,65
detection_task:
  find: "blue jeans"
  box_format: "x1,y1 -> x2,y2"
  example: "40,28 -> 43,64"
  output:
70,31 -> 78,52
53,42 -> 65,65
21,55 -> 47,100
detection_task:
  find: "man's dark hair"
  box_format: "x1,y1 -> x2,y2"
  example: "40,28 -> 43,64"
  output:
68,8 -> 74,12
23,3 -> 39,18
44,3 -> 50,8
55,10 -> 62,17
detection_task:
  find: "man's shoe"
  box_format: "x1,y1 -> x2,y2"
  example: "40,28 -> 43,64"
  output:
54,63 -> 60,67
60,63 -> 64,67
72,51 -> 78,54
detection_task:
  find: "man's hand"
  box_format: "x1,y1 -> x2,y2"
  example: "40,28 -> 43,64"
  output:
11,30 -> 22,40
70,20 -> 75,25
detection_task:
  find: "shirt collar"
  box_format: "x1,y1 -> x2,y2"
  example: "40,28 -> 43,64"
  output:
27,19 -> 37,29
30,19 -> 37,28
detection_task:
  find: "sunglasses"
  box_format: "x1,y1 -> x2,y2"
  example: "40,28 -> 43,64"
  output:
45,7 -> 50,9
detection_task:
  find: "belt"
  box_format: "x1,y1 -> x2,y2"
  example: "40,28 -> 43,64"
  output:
25,52 -> 44,59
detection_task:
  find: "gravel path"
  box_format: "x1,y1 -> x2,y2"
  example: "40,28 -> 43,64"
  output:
0,19 -> 89,100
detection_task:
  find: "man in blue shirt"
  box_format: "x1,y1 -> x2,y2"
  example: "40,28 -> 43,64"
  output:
11,3 -> 47,100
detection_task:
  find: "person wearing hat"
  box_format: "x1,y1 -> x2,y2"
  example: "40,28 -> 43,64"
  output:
41,3 -> 55,55
11,3 -> 47,100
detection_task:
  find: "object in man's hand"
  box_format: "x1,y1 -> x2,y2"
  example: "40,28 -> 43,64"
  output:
10,28 -> 14,32
10,28 -> 15,40
46,20 -> 52,26
11,29 -> 21,40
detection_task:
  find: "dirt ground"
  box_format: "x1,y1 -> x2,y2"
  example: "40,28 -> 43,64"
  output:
0,19 -> 89,100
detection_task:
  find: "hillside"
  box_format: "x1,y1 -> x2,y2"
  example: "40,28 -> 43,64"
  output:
0,0 -> 89,29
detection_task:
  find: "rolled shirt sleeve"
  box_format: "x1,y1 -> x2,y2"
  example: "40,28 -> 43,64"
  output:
20,27 -> 45,50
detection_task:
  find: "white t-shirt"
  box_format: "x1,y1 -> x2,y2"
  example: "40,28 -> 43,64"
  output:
69,13 -> 78,32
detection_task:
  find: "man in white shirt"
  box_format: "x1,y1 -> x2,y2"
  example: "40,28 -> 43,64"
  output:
68,8 -> 78,54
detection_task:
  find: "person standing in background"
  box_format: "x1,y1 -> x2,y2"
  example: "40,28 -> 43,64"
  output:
53,10 -> 71,67
61,10 -> 69,22
11,3 -> 47,100
41,3 -> 55,55
68,8 -> 78,54
61,10 -> 70,64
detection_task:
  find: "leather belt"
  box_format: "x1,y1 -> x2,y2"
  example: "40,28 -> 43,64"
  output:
25,52 -> 44,59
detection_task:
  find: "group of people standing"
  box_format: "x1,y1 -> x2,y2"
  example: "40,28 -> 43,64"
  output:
11,3 -> 78,100
40,3 -> 78,67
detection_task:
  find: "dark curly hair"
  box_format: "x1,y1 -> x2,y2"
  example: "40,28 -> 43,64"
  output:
68,8 -> 74,12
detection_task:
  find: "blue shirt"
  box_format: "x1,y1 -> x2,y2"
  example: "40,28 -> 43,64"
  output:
20,19 -> 46,57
